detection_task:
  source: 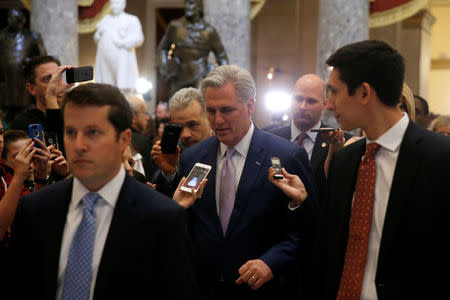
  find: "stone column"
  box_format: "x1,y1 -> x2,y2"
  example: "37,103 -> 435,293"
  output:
316,0 -> 369,128
31,0 -> 78,65
204,0 -> 251,71
401,9 -> 435,98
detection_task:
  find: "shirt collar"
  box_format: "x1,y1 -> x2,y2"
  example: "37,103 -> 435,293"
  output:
366,113 -> 409,152
219,122 -> 254,159
70,167 -> 126,211
290,120 -> 321,142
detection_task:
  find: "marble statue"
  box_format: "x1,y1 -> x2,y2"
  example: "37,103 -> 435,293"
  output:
157,0 -> 228,97
0,8 -> 46,108
94,0 -> 144,90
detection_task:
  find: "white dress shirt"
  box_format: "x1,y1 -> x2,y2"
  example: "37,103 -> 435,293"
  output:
360,113 -> 409,300
290,121 -> 320,160
56,167 -> 126,300
215,122 -> 254,214
132,152 -> 146,176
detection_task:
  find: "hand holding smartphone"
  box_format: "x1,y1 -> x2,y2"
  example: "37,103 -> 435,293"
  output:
181,163 -> 212,193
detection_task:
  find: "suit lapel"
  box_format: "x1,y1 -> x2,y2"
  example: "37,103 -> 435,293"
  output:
311,131 -> 329,173
194,138 -> 224,238
226,127 -> 266,237
376,122 -> 422,279
46,179 -> 73,298
94,175 -> 137,298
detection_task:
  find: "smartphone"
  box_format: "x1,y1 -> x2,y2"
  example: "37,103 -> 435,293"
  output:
181,163 -> 212,193
27,124 -> 44,148
45,132 -> 59,150
160,123 -> 182,154
310,127 -> 338,132
271,156 -> 283,179
66,66 -> 93,83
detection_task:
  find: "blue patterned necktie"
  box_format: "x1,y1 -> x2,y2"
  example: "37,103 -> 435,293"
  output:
61,192 -> 101,300
219,147 -> 236,235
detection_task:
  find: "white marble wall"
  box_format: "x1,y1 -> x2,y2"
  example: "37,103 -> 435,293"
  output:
317,0 -> 369,128
31,0 -> 78,65
316,0 -> 369,80
204,0 -> 251,71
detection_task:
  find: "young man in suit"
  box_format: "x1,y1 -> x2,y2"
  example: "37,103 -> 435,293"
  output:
176,65 -> 318,298
270,74 -> 351,199
314,40 -> 450,299
7,83 -> 196,300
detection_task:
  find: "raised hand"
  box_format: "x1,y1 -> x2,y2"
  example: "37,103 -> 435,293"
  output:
151,140 -> 180,175
268,167 -> 308,207
172,176 -> 207,209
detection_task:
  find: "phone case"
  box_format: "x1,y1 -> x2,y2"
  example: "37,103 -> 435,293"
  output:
181,163 -> 212,193
161,124 -> 182,153
27,124 -> 44,148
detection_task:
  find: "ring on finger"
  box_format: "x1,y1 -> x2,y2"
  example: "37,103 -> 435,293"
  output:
251,274 -> 257,281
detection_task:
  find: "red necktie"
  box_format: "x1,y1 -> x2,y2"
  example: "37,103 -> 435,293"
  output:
297,132 -> 307,147
337,142 -> 381,300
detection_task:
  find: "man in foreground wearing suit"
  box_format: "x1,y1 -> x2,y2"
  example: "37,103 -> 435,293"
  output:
314,40 -> 450,299
7,83 -> 196,299
270,74 -> 350,199
177,65 -> 318,299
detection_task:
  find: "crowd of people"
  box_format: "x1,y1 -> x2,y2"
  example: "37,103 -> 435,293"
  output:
0,39 -> 450,300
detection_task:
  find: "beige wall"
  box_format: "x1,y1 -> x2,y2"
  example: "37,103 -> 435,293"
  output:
429,5 -> 450,115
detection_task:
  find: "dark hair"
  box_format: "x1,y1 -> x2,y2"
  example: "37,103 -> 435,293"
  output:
21,55 -> 61,84
413,94 -> 429,116
1,129 -> 28,160
61,83 -> 132,138
326,40 -> 405,107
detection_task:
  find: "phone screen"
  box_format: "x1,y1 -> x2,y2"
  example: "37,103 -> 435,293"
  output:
270,156 -> 283,179
182,165 -> 211,191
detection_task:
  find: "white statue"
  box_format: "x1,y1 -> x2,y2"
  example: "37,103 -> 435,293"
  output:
94,0 -> 144,90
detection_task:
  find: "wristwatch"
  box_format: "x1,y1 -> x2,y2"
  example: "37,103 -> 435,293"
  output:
34,175 -> 50,185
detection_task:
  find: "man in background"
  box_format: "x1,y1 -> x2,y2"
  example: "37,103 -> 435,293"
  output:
151,87 -> 212,195
413,94 -> 430,128
270,74 -> 350,198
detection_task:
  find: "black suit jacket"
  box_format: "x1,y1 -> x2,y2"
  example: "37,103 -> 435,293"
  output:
269,124 -> 351,201
7,174 -> 196,299
131,128 -> 160,181
314,121 -> 450,299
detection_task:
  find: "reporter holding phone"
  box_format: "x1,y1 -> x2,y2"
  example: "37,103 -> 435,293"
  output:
12,56 -> 75,155
151,87 -> 212,194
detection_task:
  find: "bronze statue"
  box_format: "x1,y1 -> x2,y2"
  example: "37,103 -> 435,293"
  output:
0,9 -> 46,109
157,0 -> 228,97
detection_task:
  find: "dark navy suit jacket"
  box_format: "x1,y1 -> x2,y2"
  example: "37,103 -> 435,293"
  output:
179,126 -> 318,297
7,174 -> 196,299
314,122 -> 450,299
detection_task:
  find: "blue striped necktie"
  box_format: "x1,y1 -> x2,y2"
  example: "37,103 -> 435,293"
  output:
61,192 -> 101,300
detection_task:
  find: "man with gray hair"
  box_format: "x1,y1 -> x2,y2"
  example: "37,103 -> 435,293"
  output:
174,65 -> 318,298
126,95 -> 157,180
151,87 -> 212,179
169,87 -> 211,149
